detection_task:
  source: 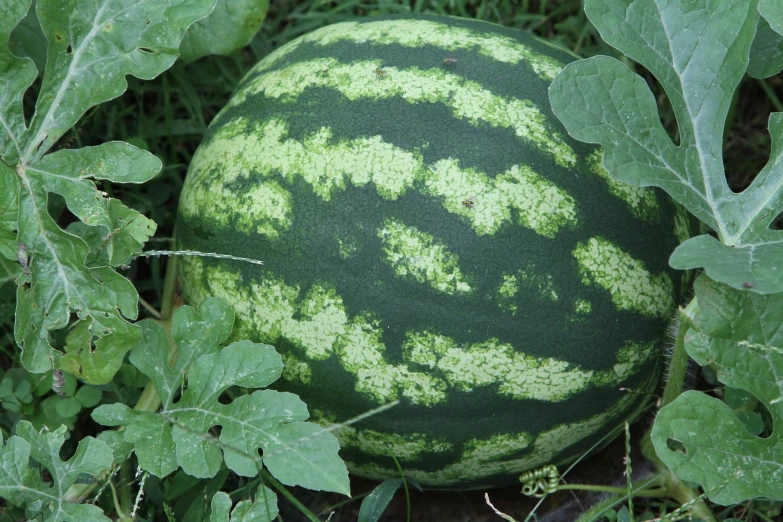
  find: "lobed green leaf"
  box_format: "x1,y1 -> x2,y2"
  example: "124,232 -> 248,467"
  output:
92,298 -> 351,496
550,0 -> 783,294
2,1 -> 219,383
210,485 -> 278,522
0,421 -> 113,522
652,275 -> 783,504
7,2 -> 46,73
15,0 -> 215,162
180,0 -> 269,62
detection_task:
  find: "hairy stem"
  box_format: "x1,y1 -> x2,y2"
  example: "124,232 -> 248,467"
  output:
660,303 -> 695,408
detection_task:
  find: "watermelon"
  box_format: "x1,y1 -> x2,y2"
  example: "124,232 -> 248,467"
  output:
176,15 -> 692,489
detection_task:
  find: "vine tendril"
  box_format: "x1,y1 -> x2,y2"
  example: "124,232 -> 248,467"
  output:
519,464 -> 559,498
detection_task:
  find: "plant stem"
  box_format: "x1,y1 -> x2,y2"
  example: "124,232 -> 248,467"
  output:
658,464 -> 717,522
135,243 -> 180,414
660,305 -> 693,408
108,480 -> 133,522
66,241 -> 181,505
119,459 -> 131,514
555,484 -> 668,498
570,475 -> 663,522
260,469 -> 322,522
160,251 -> 179,323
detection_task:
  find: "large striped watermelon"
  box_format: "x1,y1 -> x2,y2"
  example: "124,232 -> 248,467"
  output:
176,15 -> 692,489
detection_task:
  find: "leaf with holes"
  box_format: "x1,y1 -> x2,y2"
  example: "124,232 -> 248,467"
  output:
0,420 -> 113,522
91,297 -> 350,495
14,142 -> 159,383
180,0 -> 269,62
1,0 -> 218,383
550,0 -> 783,294
652,275 -> 783,504
10,0 -> 215,162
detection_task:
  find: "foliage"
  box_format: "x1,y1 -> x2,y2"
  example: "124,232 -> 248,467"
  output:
1,0 -> 783,520
550,0 -> 783,512
209,485 -> 278,522
92,297 -> 350,494
551,0 -> 783,294
653,275 -> 783,504
0,421 -> 113,522
748,17 -> 783,79
0,0 -> 215,384
358,477 -> 422,522
180,0 -> 270,62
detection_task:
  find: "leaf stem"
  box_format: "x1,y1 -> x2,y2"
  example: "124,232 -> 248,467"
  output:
259,469 -> 322,522
392,455 -> 412,522
569,474 -> 663,522
759,79 -> 783,112
657,464 -> 717,522
137,295 -> 162,320
135,235 -> 181,414
660,306 -> 693,408
108,479 -> 133,522
555,484 -> 668,497
119,459 -> 132,514
159,241 -> 179,323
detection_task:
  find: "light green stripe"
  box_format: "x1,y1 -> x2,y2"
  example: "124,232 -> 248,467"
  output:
495,267 -> 560,314
252,19 -> 565,81
310,411 -> 453,460
182,117 -> 577,239
181,258 -> 656,407
586,149 -> 660,220
673,202 -> 691,244
428,158 -> 577,237
280,353 -> 312,384
229,58 -> 575,167
572,236 -> 675,319
181,257 -> 447,406
345,382 -> 646,485
378,218 -> 472,295
403,331 -> 656,402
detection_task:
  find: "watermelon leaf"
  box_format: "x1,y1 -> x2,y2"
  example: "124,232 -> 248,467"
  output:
92,297 -> 351,496
549,0 -> 783,294
0,0 -> 37,163
748,17 -> 783,79
0,0 -> 217,383
652,275 -> 783,504
0,164 -> 18,263
0,421 -> 114,522
209,485 -> 279,522
16,0 -> 215,162
760,0 -> 783,35
180,0 -> 269,62
358,479 -> 404,522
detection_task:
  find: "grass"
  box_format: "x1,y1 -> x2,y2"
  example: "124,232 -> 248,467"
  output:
2,0 -> 783,520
